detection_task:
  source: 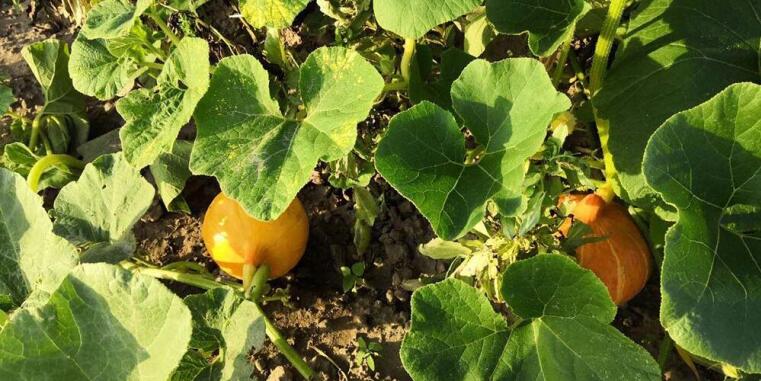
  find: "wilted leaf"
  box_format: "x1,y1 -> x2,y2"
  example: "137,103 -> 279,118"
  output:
418,238 -> 471,260
52,153 -> 155,263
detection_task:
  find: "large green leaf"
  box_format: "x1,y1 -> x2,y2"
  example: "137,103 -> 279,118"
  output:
0,263 -> 192,381
191,47 -> 383,220
151,140 -> 193,213
373,0 -> 482,39
485,0 -> 588,56
594,0 -> 761,211
643,83 -> 761,372
118,37 -> 210,168
81,0 -> 152,40
400,278 -> 510,380
70,34 -> 145,100
498,255 -> 659,380
401,255 -> 661,380
240,0 -> 311,28
501,254 -> 615,322
0,169 -> 78,308
183,288 -> 266,380
52,153 -> 155,263
376,58 -> 569,240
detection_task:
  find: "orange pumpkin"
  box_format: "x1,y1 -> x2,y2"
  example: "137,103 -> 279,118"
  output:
202,193 -> 309,279
558,193 -> 652,304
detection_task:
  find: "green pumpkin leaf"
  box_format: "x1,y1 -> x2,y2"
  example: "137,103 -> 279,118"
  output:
376,58 -> 569,240
0,169 -> 78,308
501,254 -> 616,322
52,153 -> 155,263
191,47 -> 383,220
184,288 -> 266,380
118,37 -> 210,168
373,0 -> 482,39
77,129 -> 123,162
81,0 -> 153,40
151,140 -> 193,213
22,39 -> 88,123
0,263 -> 192,381
409,47 -> 475,111
171,350 -> 221,381
643,82 -> 761,373
240,0 -> 311,29
401,255 -> 660,380
485,0 -> 588,56
594,0 -> 761,212
70,34 -> 145,100
400,278 -> 510,380
499,315 -> 661,380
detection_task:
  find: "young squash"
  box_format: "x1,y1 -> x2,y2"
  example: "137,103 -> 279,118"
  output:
202,193 -> 309,279
558,193 -> 652,305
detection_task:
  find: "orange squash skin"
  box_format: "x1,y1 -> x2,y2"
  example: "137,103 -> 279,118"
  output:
559,193 -> 652,304
202,194 -> 309,279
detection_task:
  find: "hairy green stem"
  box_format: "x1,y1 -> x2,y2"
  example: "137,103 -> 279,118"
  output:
552,28 -> 575,86
255,303 -> 315,380
400,38 -> 416,85
128,262 -> 314,380
383,80 -> 408,92
249,265 -> 270,303
39,132 -> 53,156
129,265 -> 231,291
657,333 -> 674,371
589,0 -> 626,95
149,13 -> 181,46
28,113 -> 45,150
589,0 -> 627,196
27,154 -> 85,192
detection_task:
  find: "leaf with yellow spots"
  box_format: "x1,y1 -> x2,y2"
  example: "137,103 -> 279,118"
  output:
240,0 -> 311,29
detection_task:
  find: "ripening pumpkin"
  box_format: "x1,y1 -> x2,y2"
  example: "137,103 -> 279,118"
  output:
202,193 -> 309,279
558,193 -> 652,305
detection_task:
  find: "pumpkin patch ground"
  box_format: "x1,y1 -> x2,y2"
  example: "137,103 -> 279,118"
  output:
0,1 -> 756,380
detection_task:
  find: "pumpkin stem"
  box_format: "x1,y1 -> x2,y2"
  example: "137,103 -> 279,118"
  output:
242,263 -> 256,298
249,265 -> 271,303
596,183 -> 616,204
